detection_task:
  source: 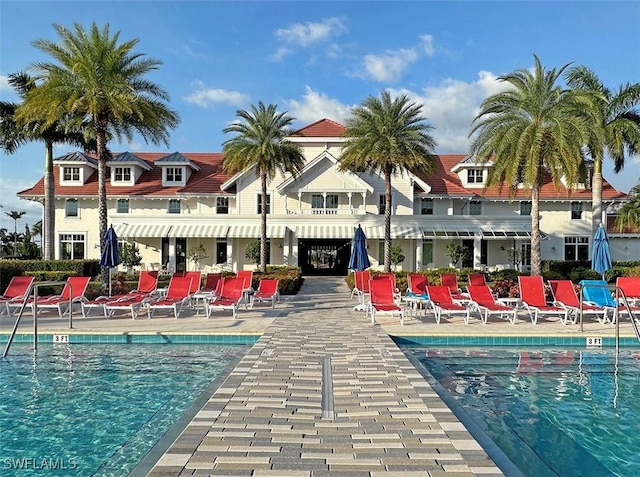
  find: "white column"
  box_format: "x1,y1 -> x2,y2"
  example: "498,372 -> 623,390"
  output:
292,235 -> 299,266
347,192 -> 353,213
473,236 -> 482,269
168,238 -> 176,274
297,191 -> 302,212
283,229 -> 290,266
322,192 -> 327,213
361,192 -> 367,213
415,241 -> 423,271
226,242 -> 234,272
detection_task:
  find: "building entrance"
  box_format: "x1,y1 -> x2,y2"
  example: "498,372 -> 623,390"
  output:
298,239 -> 351,276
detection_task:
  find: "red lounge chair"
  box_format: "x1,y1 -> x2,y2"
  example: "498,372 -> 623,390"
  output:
81,270 -> 159,318
369,277 -> 404,326
440,273 -> 470,302
30,276 -> 91,319
616,277 -> 640,307
206,277 -> 244,318
518,276 -> 569,324
250,279 -> 280,309
146,275 -> 193,319
405,273 -> 430,316
352,270 -> 371,311
468,273 -> 487,287
548,279 -> 609,324
426,285 -> 470,324
201,273 -> 222,295
0,276 -> 34,316
192,273 -> 223,315
236,270 -> 254,308
467,285 -> 518,324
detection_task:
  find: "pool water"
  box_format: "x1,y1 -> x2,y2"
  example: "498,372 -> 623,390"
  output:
0,343 -> 247,476
405,347 -> 640,477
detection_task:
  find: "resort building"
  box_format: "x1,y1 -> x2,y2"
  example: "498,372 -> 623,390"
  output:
18,118 -> 634,275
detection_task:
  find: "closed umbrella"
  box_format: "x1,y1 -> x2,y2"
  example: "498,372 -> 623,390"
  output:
100,225 -> 121,296
348,224 -> 370,271
592,224 -> 612,279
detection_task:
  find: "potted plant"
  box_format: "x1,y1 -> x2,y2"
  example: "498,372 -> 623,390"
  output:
188,242 -> 209,271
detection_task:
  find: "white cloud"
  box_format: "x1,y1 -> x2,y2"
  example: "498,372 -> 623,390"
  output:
389,71 -> 507,153
419,34 -> 435,56
0,74 -> 10,91
358,34 -> 437,83
275,17 -> 346,47
271,17 -> 347,61
363,48 -> 419,83
184,81 -> 250,108
284,87 -> 354,124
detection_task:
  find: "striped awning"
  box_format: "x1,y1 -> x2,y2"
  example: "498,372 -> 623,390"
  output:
226,225 -> 288,238
365,226 -> 423,239
114,223 -> 172,238
295,225 -> 356,239
168,224 -> 229,238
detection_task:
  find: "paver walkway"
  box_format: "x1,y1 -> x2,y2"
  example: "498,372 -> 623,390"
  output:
146,277 -> 504,476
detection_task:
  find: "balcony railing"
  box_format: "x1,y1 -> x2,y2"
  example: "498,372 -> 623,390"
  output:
285,208 -> 365,215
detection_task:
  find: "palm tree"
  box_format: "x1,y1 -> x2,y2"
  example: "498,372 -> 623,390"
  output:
222,102 -> 305,273
470,55 -> 597,276
565,66 -> 640,235
19,22 -> 179,289
5,210 -> 26,256
339,90 -> 436,273
1,71 -> 87,260
616,184 -> 640,231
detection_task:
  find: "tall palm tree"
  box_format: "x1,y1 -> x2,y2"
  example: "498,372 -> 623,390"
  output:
469,55 -> 597,276
222,102 -> 305,273
5,210 -> 26,256
19,22 -> 179,289
565,66 -> 640,235
339,90 -> 436,273
1,71 -> 87,260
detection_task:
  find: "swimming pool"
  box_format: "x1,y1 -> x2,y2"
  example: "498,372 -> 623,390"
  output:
0,343 -> 247,476
403,346 -> 640,477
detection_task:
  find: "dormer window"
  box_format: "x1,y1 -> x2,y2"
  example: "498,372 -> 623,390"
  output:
114,167 -> 132,182
467,169 -> 484,184
166,167 -> 183,182
63,167 -> 81,182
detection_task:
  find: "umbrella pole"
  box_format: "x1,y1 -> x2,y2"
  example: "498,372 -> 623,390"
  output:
109,267 -> 112,296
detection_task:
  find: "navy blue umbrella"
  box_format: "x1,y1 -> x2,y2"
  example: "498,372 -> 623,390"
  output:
591,224 -> 612,279
348,225 -> 371,271
100,225 -> 121,295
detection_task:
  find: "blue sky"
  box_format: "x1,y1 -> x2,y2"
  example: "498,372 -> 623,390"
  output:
1,1 -> 639,232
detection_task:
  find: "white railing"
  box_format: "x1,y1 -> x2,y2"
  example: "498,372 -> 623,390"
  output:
285,208 -> 364,215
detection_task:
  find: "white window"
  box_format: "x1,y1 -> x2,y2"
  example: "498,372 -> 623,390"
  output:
114,167 -> 132,182
520,201 -> 532,216
469,200 -> 482,216
166,167 -> 183,182
564,237 -> 589,260
59,233 -> 85,259
311,194 -> 324,209
62,167 -> 80,182
467,169 -> 484,184
420,198 -> 434,215
571,202 -> 583,220
326,194 -> 338,209
257,194 -> 271,214
65,199 -> 78,217
168,199 -> 181,214
116,199 -> 129,214
378,195 -> 392,215
216,197 -> 229,214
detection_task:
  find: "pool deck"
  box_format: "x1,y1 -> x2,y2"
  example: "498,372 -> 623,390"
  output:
2,276 -> 637,476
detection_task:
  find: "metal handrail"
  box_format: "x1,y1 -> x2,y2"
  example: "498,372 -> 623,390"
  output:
2,281 -> 74,358
579,283 -> 640,355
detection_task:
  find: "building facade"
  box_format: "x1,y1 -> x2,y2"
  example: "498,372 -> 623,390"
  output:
18,119 -> 635,275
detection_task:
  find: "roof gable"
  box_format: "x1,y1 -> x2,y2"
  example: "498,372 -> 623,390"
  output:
109,151 -> 152,171
54,151 -> 97,167
291,118 -> 345,138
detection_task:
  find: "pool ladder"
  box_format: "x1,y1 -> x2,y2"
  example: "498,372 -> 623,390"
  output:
3,281 -> 74,358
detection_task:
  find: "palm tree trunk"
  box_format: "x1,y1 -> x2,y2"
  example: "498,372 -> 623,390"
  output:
384,170 -> 392,273
260,172 -> 268,274
530,185 -> 542,276
592,158 -> 603,235
96,119 -> 109,291
43,140 -> 55,260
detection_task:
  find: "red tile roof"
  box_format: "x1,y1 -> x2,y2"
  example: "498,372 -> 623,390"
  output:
17,120 -> 627,202
292,118 -> 346,137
